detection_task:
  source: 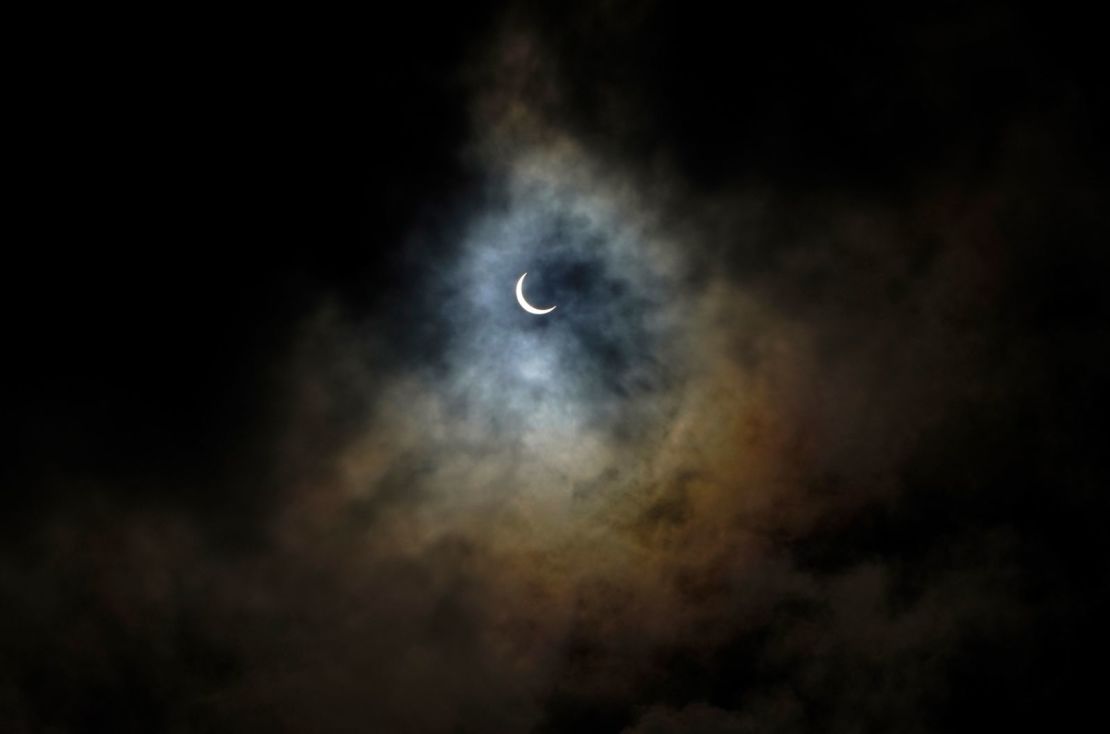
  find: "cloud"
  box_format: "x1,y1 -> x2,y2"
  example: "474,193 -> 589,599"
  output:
5,7 -> 1107,733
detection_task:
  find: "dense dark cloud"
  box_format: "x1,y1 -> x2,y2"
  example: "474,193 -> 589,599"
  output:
4,3 -> 1108,732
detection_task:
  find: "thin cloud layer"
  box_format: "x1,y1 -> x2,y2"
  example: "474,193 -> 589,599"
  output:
3,6 -> 1107,733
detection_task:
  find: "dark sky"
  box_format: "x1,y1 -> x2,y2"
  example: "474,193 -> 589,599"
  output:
4,3 -> 1109,732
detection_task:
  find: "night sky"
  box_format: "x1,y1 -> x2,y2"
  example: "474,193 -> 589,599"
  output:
5,4 -> 1109,732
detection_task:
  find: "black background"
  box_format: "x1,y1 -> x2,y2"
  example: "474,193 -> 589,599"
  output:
5,3 -> 1109,731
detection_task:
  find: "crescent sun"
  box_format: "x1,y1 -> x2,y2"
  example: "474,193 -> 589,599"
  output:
515,272 -> 557,315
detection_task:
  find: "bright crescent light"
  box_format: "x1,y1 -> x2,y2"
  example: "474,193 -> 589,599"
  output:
515,272 -> 556,315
